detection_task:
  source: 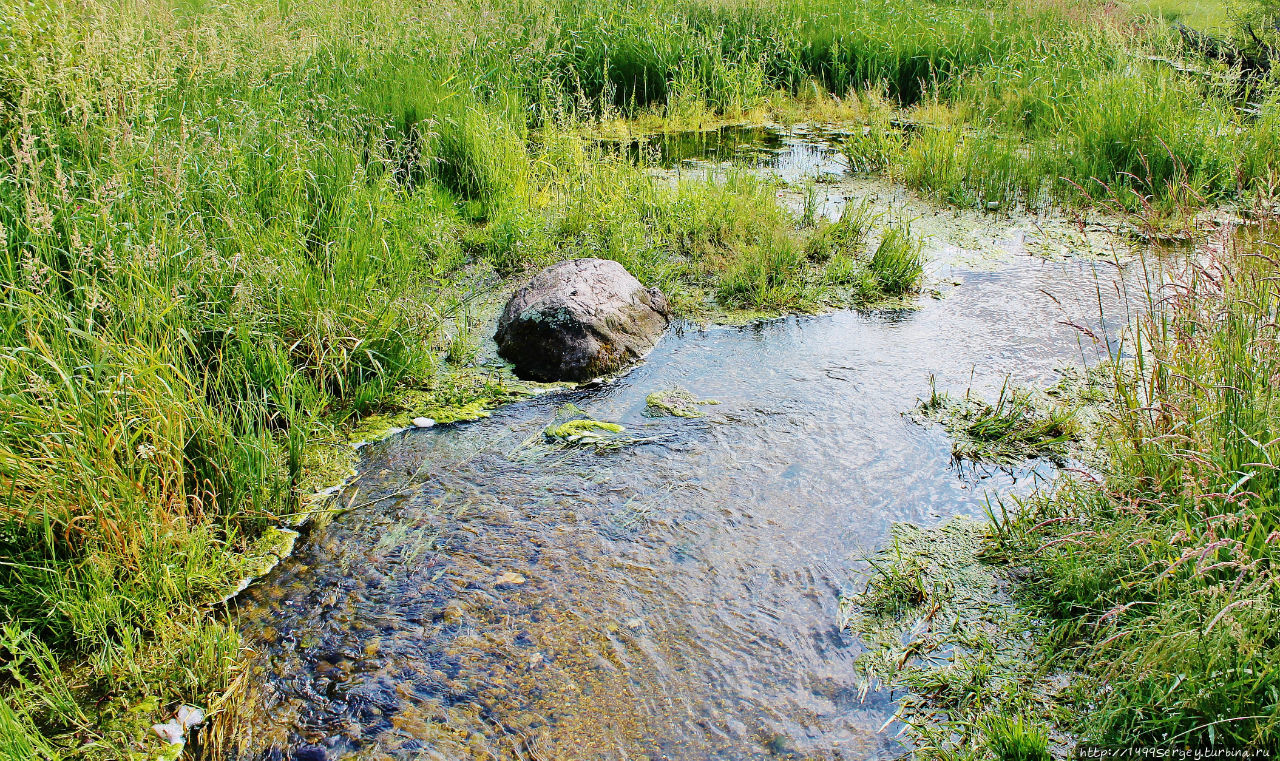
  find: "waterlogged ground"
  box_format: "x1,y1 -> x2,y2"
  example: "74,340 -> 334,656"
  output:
230,127 -> 1153,761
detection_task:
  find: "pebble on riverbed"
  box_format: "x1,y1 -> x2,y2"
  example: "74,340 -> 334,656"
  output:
439,600 -> 467,624
494,571 -> 527,586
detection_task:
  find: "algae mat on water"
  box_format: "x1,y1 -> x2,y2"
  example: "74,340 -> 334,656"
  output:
644,387 -> 720,418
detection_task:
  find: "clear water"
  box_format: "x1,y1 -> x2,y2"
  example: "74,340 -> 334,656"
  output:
231,128 -> 1153,761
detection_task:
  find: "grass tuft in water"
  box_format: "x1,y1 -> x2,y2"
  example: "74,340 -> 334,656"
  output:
917,378 -> 1079,464
806,202 -> 927,303
866,218 -> 925,297
982,713 -> 1052,761
843,518 -> 1063,760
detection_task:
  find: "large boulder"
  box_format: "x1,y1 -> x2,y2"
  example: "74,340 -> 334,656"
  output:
495,258 -> 671,382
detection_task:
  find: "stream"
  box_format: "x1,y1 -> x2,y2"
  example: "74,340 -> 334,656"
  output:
231,126 -> 1154,761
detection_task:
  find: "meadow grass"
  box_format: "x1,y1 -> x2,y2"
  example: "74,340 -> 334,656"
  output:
1129,0 -> 1230,30
0,0 -> 1276,756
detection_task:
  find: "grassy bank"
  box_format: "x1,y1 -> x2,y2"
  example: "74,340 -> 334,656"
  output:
1129,0 -> 1229,29
983,218 -> 1280,751
849,220 -> 1280,758
0,0 -> 1276,756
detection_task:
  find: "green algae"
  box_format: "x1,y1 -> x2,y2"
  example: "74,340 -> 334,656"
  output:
294,437 -> 360,504
525,403 -> 667,452
644,387 -> 720,418
214,526 -> 301,605
421,399 -> 493,424
344,398 -> 492,443
545,418 -> 626,441
347,370 -> 546,444
543,403 -> 629,448
293,370 -> 541,514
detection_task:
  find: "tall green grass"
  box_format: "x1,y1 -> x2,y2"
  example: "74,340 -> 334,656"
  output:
844,15 -> 1280,214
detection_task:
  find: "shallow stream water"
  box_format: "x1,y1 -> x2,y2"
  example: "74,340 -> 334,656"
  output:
232,127 -> 1152,761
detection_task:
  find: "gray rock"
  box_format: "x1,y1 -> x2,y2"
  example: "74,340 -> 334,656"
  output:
495,258 -> 670,382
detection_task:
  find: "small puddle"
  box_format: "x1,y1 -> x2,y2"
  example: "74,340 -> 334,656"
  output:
604,124 -> 852,180
231,126 -> 1159,760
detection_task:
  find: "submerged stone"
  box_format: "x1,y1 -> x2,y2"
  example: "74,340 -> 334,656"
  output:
494,571 -> 527,586
439,601 -> 466,625
494,258 -> 671,382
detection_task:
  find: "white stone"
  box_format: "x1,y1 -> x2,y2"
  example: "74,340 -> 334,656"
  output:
151,720 -> 184,744
176,705 -> 205,729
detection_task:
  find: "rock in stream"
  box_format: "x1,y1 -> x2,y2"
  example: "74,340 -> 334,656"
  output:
495,258 -> 670,382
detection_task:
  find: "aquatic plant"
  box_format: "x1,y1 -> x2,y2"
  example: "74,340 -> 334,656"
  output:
866,219 -> 925,297
805,198 -> 879,262
839,93 -> 905,174
806,202 -> 927,302
857,546 -> 931,615
532,403 -> 635,450
982,714 -> 1052,761
917,378 -> 1078,464
544,418 -> 626,442
715,237 -> 815,310
844,518 -> 1061,759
